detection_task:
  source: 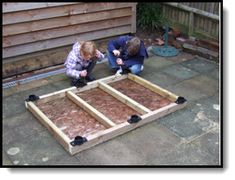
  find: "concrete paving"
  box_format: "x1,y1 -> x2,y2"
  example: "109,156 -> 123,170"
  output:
2,50 -> 221,166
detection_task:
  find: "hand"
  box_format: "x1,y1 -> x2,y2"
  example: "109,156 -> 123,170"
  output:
116,58 -> 124,65
113,50 -> 120,57
80,70 -> 87,77
95,50 -> 101,58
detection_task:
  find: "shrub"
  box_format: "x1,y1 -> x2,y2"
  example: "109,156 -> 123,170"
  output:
137,3 -> 166,31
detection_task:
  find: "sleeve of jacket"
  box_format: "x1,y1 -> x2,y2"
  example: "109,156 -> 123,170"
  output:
123,56 -> 145,67
107,35 -> 129,53
64,52 -> 82,79
96,50 -> 105,62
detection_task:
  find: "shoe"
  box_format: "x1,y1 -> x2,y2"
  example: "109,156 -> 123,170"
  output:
116,67 -> 123,74
71,78 -> 87,88
111,68 -> 119,74
141,65 -> 144,71
85,76 -> 96,82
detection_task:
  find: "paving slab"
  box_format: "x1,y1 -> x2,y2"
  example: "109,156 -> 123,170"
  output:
3,83 -> 58,119
164,51 -> 195,63
75,122 -> 181,165
159,108 -> 204,140
2,150 -> 13,166
207,66 -> 220,80
161,64 -> 199,81
184,75 -> 219,96
141,71 -> 182,88
180,57 -> 218,74
148,131 -> 220,165
166,74 -> 218,102
92,61 -> 114,80
3,131 -> 71,166
3,111 -> 45,145
144,56 -> 175,70
188,94 -> 220,123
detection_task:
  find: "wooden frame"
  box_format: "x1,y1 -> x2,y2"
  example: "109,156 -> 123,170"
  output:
25,74 -> 187,155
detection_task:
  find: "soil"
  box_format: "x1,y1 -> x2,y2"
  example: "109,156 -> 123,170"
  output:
36,97 -> 106,139
77,87 -> 140,124
110,79 -> 172,111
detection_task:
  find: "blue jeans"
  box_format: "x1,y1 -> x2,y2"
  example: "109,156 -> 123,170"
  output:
107,51 -> 143,75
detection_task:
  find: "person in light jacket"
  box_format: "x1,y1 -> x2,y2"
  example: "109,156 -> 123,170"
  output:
64,41 -> 105,86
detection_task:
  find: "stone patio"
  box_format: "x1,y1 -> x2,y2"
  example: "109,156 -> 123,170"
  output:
2,50 -> 221,166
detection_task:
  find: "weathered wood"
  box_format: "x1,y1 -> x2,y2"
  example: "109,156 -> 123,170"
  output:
70,102 -> 186,155
25,74 -> 187,155
2,46 -> 71,78
2,3 -> 78,13
3,7 -> 132,37
26,101 -> 71,152
98,81 -> 151,115
127,74 -> 178,102
189,11 -> 194,36
3,3 -> 134,25
131,3 -> 137,33
3,25 -> 131,58
38,74 -> 127,103
162,2 -> 219,40
66,90 -> 116,128
182,43 -> 219,61
3,16 -> 131,48
164,2 -> 219,20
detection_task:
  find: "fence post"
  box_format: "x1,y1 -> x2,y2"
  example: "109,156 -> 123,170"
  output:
188,11 -> 194,36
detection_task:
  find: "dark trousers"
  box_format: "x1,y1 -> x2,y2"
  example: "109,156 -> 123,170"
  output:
70,59 -> 97,85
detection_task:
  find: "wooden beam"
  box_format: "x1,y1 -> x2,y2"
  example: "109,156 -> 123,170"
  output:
3,25 -> 131,58
128,73 -> 178,102
70,102 -> 186,155
131,3 -> 137,33
3,7 -> 132,36
98,74 -> 128,84
26,101 -> 71,152
37,74 -> 127,103
66,90 -> 116,128
2,3 -> 78,13
3,16 -> 131,48
3,3 -> 134,25
98,81 -> 151,115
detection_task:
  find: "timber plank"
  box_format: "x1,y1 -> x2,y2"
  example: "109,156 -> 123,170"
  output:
3,25 -> 131,58
3,3 -> 133,25
3,16 -> 131,48
25,74 -> 187,155
3,7 -> 132,36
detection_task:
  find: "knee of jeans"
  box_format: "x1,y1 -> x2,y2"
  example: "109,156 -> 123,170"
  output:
130,66 -> 142,75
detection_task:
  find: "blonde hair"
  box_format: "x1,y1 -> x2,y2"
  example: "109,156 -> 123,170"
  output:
79,41 -> 97,58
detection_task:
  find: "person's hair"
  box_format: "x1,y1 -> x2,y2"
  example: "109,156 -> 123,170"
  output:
79,41 -> 97,58
126,37 -> 141,56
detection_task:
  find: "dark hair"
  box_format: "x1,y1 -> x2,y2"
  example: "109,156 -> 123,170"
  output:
126,37 -> 141,56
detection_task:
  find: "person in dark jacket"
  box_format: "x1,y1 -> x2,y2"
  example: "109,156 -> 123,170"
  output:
107,35 -> 148,75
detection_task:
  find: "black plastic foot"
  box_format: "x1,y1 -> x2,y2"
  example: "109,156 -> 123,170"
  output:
127,115 -> 142,124
70,136 -> 87,146
175,96 -> 187,104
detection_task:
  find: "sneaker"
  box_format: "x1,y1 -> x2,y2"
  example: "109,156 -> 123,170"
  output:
71,78 -> 87,88
85,75 -> 96,82
141,65 -> 144,71
115,67 -> 123,75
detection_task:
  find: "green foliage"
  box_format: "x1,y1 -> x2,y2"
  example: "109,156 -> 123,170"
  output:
137,3 -> 167,31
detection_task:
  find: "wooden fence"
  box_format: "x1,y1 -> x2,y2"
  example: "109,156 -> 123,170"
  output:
162,2 -> 220,40
2,3 -> 137,78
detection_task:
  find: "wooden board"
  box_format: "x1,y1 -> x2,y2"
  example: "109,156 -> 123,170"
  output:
25,74 -> 187,155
